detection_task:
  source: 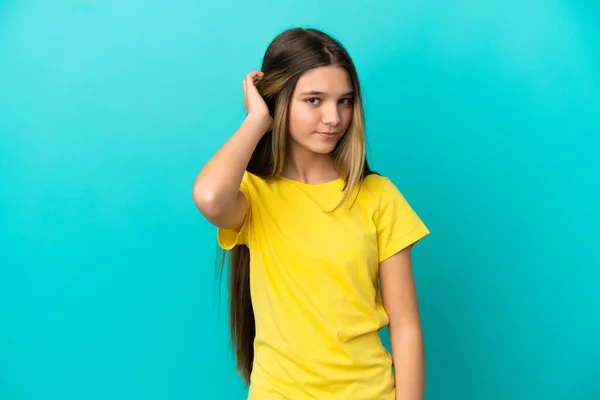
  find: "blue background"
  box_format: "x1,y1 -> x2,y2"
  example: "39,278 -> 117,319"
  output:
1,1 -> 599,399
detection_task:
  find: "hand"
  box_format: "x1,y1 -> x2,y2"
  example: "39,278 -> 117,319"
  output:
242,71 -> 272,133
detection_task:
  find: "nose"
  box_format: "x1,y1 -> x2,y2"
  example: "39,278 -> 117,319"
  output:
321,103 -> 341,127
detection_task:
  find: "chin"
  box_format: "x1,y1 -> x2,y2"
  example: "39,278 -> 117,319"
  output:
308,143 -> 338,154
292,136 -> 341,155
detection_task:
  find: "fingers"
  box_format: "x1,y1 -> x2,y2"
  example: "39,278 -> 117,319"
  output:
242,71 -> 262,93
242,71 -> 265,114
245,70 -> 264,85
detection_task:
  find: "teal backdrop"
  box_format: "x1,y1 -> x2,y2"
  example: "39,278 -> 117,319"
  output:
1,1 -> 599,399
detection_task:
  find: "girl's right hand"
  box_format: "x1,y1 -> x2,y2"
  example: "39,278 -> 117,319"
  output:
242,71 -> 272,133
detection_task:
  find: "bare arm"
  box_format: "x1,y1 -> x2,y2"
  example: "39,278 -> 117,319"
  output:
380,246 -> 425,400
192,71 -> 271,230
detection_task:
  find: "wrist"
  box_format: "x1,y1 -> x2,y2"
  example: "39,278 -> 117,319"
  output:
244,114 -> 271,135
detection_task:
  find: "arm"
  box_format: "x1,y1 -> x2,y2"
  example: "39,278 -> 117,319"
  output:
192,116 -> 266,229
192,71 -> 271,230
380,246 -> 425,400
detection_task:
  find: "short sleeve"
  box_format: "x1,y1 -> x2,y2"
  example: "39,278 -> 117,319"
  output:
217,171 -> 252,250
375,178 -> 430,262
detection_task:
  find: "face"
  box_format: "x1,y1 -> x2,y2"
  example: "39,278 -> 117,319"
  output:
287,66 -> 354,155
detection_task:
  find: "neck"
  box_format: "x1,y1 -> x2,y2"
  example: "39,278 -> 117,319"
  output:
282,144 -> 338,184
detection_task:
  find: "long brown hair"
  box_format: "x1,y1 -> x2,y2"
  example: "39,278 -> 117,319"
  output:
219,27 -> 375,385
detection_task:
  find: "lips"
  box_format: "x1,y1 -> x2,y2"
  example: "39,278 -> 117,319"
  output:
316,131 -> 338,137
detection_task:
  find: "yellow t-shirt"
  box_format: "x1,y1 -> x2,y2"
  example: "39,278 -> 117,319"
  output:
218,171 -> 430,400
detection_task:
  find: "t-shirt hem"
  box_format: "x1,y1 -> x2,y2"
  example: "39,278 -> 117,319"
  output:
217,227 -> 243,250
378,227 -> 430,263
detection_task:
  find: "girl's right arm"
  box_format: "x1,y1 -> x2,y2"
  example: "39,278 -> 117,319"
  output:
192,71 -> 271,230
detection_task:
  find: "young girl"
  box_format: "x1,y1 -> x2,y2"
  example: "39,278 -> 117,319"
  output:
193,27 -> 430,400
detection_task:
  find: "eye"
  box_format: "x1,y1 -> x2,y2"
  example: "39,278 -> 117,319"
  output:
340,98 -> 354,105
305,98 -> 321,105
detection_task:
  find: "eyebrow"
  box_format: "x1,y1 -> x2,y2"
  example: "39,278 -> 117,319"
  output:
299,90 -> 354,97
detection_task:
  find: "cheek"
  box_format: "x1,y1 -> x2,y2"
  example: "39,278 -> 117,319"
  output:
341,108 -> 353,127
289,106 -> 319,134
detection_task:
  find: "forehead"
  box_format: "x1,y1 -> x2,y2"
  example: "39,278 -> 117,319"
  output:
294,66 -> 353,94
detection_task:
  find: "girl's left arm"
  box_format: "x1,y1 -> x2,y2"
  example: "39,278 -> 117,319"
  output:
380,246 -> 425,400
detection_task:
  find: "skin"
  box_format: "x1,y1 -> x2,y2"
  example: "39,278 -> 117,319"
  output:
193,67 -> 425,400
283,66 -> 354,184
381,246 -> 426,400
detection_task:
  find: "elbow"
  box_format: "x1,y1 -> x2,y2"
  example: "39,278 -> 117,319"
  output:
192,186 -> 224,219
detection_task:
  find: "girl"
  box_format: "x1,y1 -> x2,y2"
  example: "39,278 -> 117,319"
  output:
193,27 -> 430,400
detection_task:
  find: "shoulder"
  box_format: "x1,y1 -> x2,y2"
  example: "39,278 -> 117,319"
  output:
362,173 -> 389,187
241,170 -> 264,189
361,173 -> 394,197
240,170 -> 275,198
345,173 -> 396,212
361,173 -> 412,209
